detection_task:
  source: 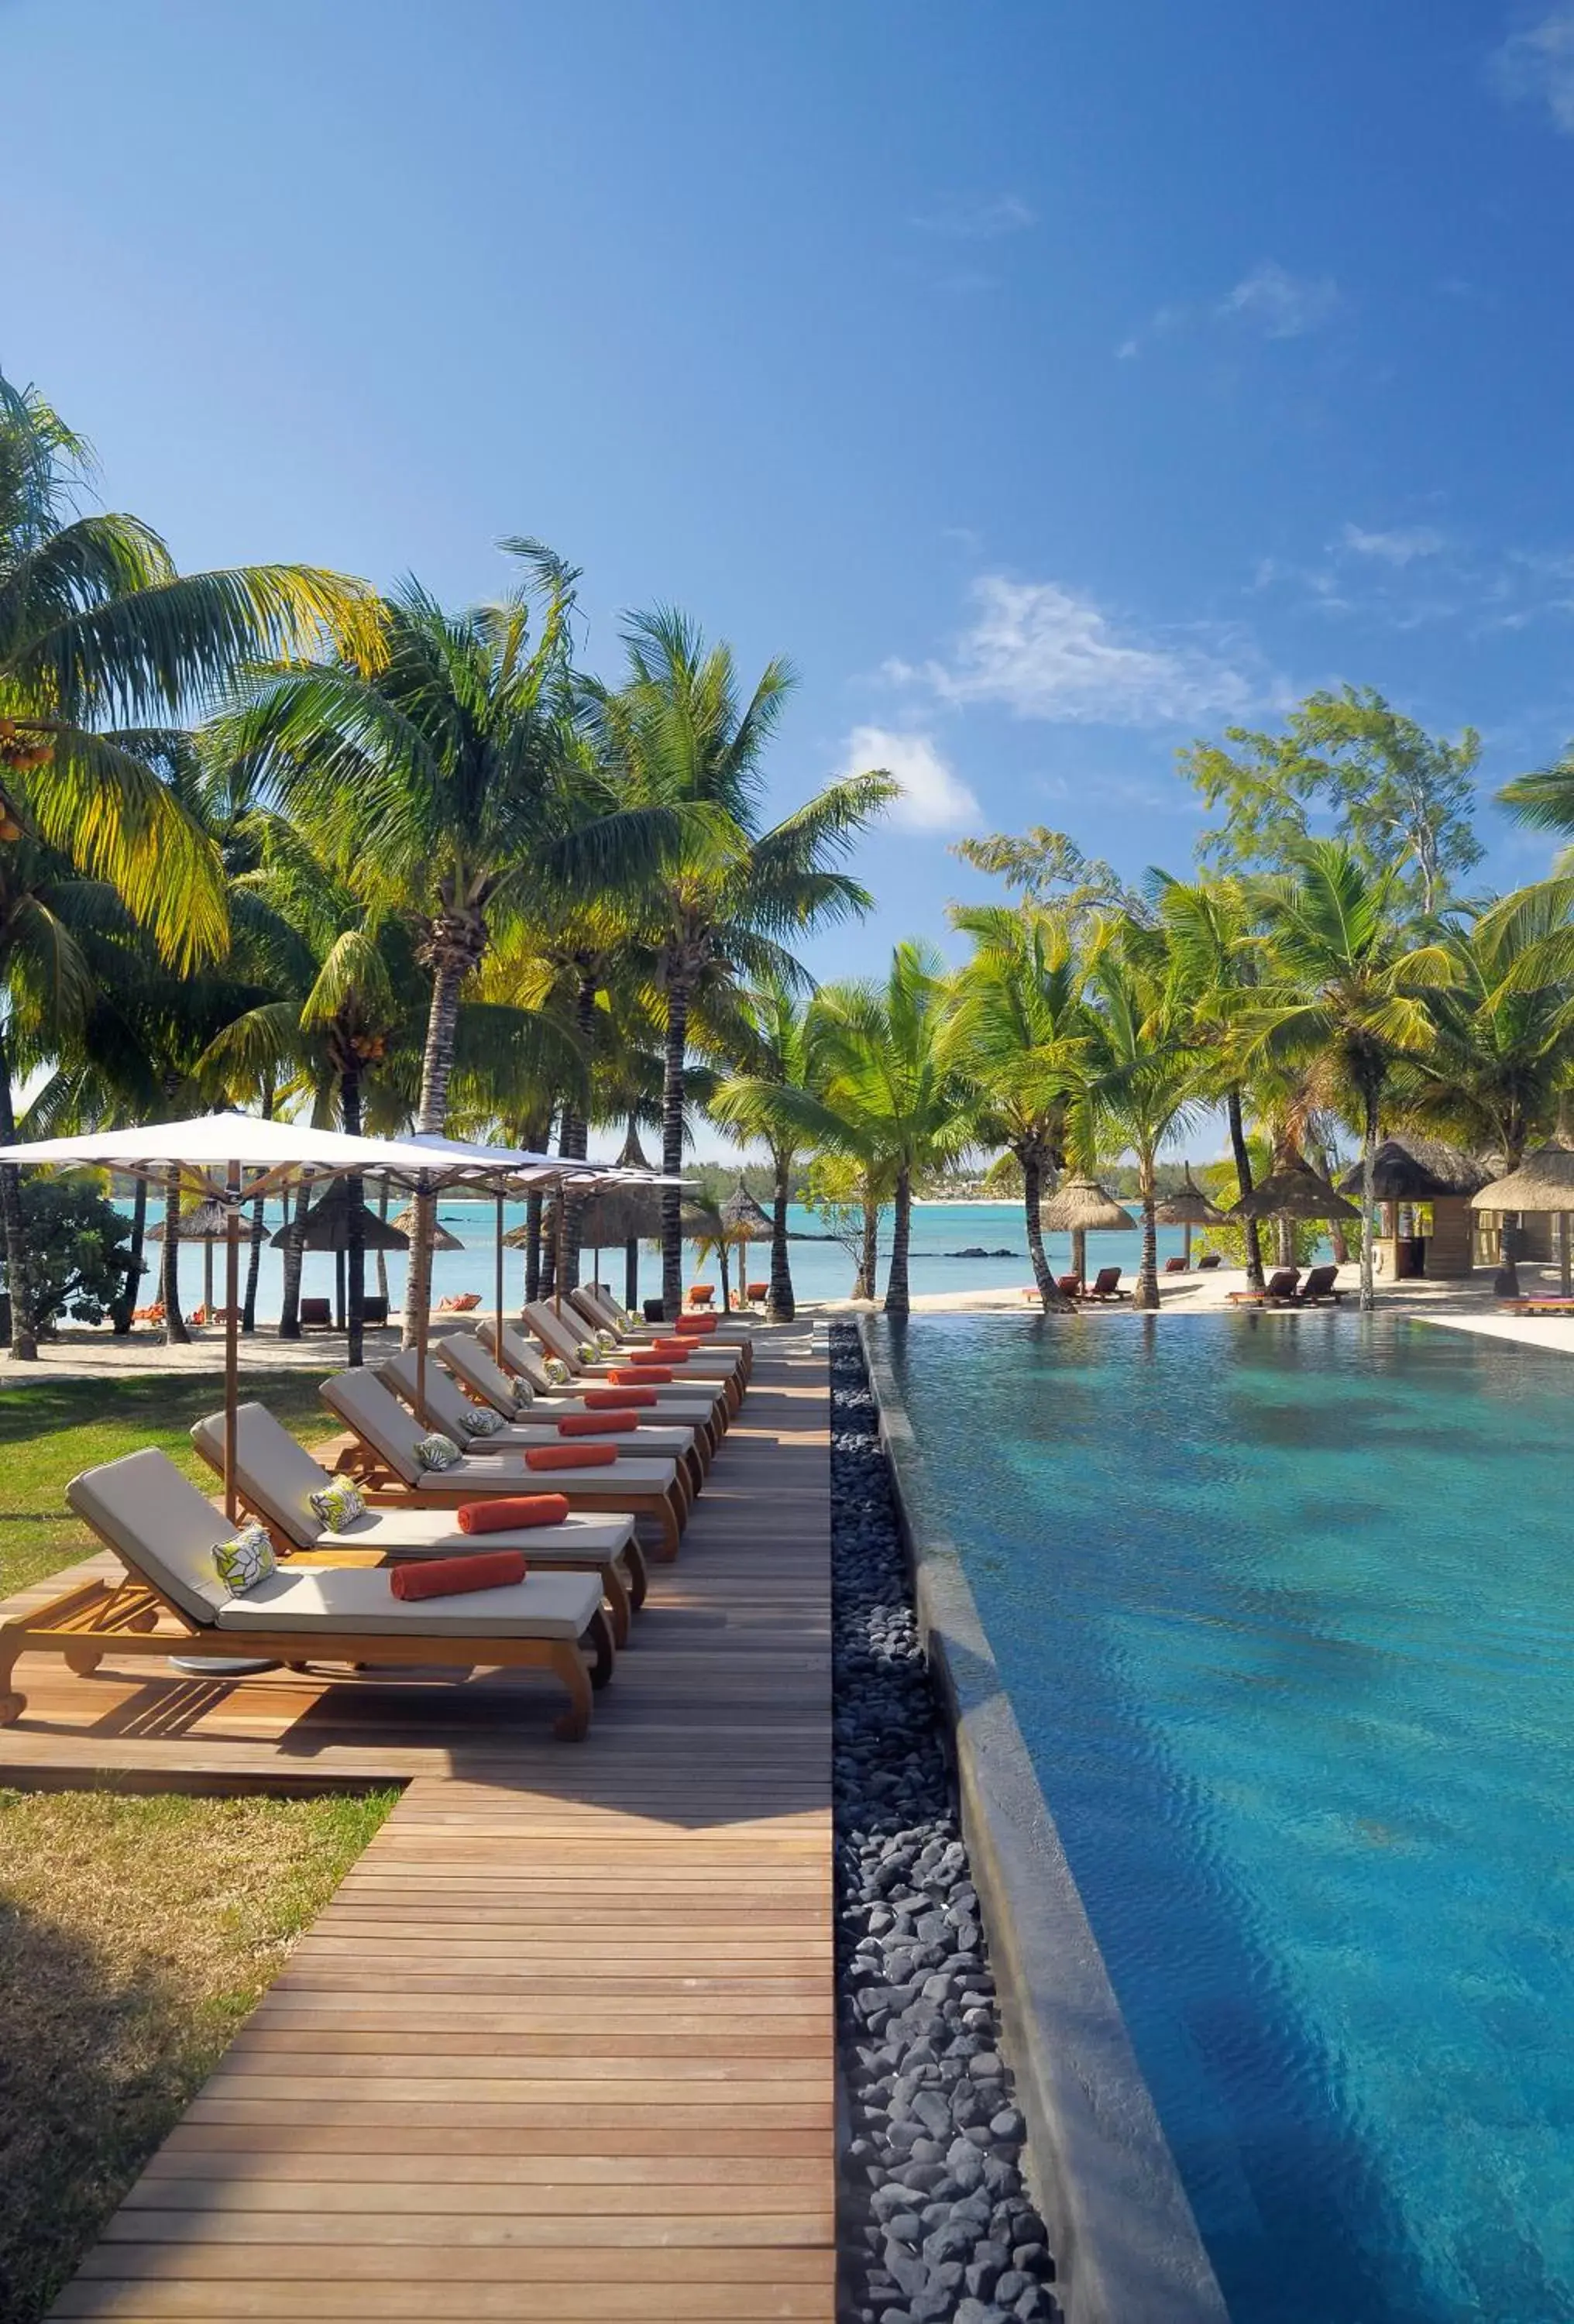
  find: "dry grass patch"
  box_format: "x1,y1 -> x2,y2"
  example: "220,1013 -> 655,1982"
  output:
0,1783 -> 397,2322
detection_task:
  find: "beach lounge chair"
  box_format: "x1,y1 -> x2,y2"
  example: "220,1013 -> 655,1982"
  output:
1083,1267 -> 1129,1301
1163,1256 -> 1187,1274
0,1447 -> 612,1740
687,1284 -> 714,1308
488,1321 -> 730,1442
320,1369 -> 689,1561
377,1347 -> 704,1501
361,1295 -> 389,1328
573,1281 -> 754,1367
438,1331 -> 715,1474
1295,1265 -> 1344,1304
299,1297 -> 333,1331
745,1281 -> 768,1306
1497,1294 -> 1574,1314
190,1404 -> 647,1646
1228,1267 -> 1301,1306
1197,1253 -> 1222,1270
525,1301 -> 745,1418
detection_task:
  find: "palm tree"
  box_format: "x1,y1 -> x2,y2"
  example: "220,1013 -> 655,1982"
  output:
580,610 -> 894,1317
231,548 -> 636,1344
707,976 -> 820,1322
1153,874 -> 1270,1290
1084,926 -> 1208,1312
1247,841 -> 1455,1309
949,902 -> 1089,1313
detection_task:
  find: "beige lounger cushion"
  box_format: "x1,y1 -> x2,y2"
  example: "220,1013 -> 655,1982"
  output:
526,1305 -> 742,1380
490,1327 -> 719,1421
575,1285 -> 752,1342
319,1367 -> 679,1494
380,1352 -> 693,1458
191,1404 -> 342,1545
215,1564 -> 602,1640
67,1447 -> 233,1624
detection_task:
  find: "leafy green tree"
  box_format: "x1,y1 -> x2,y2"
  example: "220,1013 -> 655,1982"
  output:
707,977 -> 821,1322
953,826 -> 1135,922
579,609 -> 893,1317
1246,841 -> 1455,1308
1084,926 -> 1208,1311
948,902 -> 1089,1312
0,1177 -> 136,1336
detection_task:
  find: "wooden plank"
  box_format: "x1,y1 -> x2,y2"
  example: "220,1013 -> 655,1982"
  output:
36,1336 -> 836,2321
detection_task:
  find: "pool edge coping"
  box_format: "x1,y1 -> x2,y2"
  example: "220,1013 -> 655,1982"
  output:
857,1315 -> 1230,2324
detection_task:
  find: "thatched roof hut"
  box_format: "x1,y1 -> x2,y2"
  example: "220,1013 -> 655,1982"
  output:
1337,1136 -> 1491,1204
145,1197 -> 233,1242
1469,1146 -> 1574,1213
719,1177 -> 773,1243
1229,1161 -> 1359,1223
273,1181 -> 409,1252
1153,1166 -> 1225,1226
1039,1174 -> 1136,1232
390,1203 -> 462,1251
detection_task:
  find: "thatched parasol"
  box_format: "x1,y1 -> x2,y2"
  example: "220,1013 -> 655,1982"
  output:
1229,1161 -> 1358,1223
1152,1165 -> 1226,1267
1469,1146 -> 1574,1215
273,1181 -> 410,1332
1338,1135 -> 1491,1205
390,1202 -> 463,1251
720,1177 -> 773,1242
145,1197 -> 233,1242
1039,1172 -> 1135,1287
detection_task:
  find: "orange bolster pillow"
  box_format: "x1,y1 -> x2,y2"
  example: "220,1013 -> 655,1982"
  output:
455,1494 -> 569,1535
610,1367 -> 671,1384
390,1549 -> 526,1599
675,1315 -> 717,1334
627,1346 -> 688,1366
524,1444 -> 619,1470
557,1413 -> 635,1436
584,1387 -> 658,1408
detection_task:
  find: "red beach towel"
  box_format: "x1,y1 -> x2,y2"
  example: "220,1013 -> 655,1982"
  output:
584,1387 -> 658,1408
390,1549 -> 526,1600
610,1366 -> 671,1384
455,1494 -> 569,1535
524,1444 -> 618,1471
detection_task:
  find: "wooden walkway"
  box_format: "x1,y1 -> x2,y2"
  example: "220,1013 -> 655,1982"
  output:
2,1335 -> 833,2323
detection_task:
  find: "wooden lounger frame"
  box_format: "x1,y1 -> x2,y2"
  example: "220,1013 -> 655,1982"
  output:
526,1315 -> 745,1420
0,1573 -> 615,1742
335,1438 -> 690,1564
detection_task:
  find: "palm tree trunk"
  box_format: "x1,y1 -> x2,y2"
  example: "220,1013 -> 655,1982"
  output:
624,1236 -> 639,1314
558,972 -> 596,1292
854,1185 -> 879,1300
660,978 -> 689,1321
719,1241 -> 732,1315
278,1179 -> 310,1338
404,949 -> 469,1348
885,1164 -> 913,1321
539,1196 -> 558,1301
1226,1088 -> 1265,1291
524,1188 -> 544,1306
1359,1090 -> 1380,1312
0,1029 -> 38,1360
161,1171 -> 191,1345
374,1182 -> 390,1312
767,1150 -> 796,1322
1134,1155 -> 1160,1312
112,1175 -> 148,1337
341,1063 -> 366,1368
242,1190 -> 267,1334
1022,1149 -> 1074,1313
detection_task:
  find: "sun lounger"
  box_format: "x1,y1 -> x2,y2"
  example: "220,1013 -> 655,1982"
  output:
377,1347 -> 704,1501
1295,1265 -> 1344,1304
1082,1267 -> 1129,1301
576,1282 -> 754,1360
1163,1257 -> 1187,1275
0,1447 -> 612,1740
190,1404 -> 646,1645
438,1331 -> 714,1473
489,1321 -> 729,1440
525,1301 -> 745,1415
1056,1274 -> 1082,1300
1228,1267 -> 1301,1306
320,1369 -> 689,1560
1197,1253 -> 1222,1270
299,1297 -> 333,1330
551,1291 -> 751,1380
1498,1294 -> 1574,1314
361,1295 -> 389,1327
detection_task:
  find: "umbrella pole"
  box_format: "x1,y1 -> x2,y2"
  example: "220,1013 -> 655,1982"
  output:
1184,1222 -> 1192,1270
204,1238 -> 214,1322
555,1187 -> 565,1318
224,1162 -> 240,1525
494,1188 -> 505,1364
416,1177 -> 431,1422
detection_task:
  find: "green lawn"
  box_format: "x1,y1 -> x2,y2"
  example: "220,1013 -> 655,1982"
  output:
0,1370 -> 337,1599
0,1783 -> 397,2322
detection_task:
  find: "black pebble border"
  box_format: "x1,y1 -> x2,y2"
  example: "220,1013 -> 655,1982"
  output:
832,1322 -> 1062,2324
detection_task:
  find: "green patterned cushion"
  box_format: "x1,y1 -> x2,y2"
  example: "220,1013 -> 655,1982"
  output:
543,1356 -> 572,1386
414,1431 -> 463,1473
464,1404 -> 507,1437
576,1339 -> 598,1364
308,1477 -> 365,1528
510,1380 -> 536,1414
212,1521 -> 277,1595
595,1327 -> 618,1353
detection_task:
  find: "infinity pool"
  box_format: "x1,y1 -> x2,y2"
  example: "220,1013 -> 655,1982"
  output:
878,1312 -> 1574,2324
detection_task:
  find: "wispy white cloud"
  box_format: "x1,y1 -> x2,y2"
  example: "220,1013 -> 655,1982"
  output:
1339,523 -> 1446,565
1217,262 -> 1341,339
888,576 -> 1265,728
911,192 -> 1036,239
1118,265 -> 1339,358
1492,8 -> 1574,132
841,725 -> 980,832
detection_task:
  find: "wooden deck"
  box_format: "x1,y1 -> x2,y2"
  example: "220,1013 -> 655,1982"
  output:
2,1333 -> 834,2323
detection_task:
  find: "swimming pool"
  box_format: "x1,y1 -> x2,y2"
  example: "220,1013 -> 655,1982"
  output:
877,1311 -> 1574,2324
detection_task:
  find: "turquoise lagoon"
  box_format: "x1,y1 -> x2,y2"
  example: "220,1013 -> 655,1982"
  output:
878,1312 -> 1574,2324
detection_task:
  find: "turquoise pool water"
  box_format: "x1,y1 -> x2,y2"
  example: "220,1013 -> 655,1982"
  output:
878,1312 -> 1574,2324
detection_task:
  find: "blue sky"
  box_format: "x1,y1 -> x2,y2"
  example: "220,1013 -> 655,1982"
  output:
8,0 -> 1574,985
